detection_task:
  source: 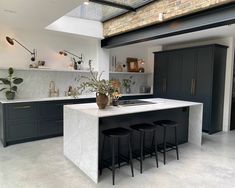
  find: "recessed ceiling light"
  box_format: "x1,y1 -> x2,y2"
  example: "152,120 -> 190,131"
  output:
84,0 -> 90,5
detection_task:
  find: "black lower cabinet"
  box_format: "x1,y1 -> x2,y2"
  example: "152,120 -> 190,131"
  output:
7,120 -> 37,142
0,98 -> 97,147
38,120 -> 63,137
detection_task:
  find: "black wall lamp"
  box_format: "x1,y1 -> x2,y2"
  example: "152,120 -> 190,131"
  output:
59,50 -> 83,70
6,36 -> 36,61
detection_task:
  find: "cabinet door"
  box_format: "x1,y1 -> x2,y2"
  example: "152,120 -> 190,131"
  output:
7,120 -> 37,141
38,119 -> 63,137
154,53 -> 168,98
167,51 -> 182,99
181,49 -> 197,100
195,46 -> 214,132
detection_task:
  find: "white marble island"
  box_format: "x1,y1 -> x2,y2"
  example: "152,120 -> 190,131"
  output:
63,98 -> 203,183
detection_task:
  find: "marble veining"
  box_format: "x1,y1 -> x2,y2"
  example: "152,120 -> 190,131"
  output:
64,98 -> 203,183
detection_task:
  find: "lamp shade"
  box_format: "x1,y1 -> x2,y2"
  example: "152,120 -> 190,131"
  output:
6,36 -> 14,45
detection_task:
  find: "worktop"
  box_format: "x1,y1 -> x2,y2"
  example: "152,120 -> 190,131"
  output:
64,98 -> 203,183
0,93 -> 152,104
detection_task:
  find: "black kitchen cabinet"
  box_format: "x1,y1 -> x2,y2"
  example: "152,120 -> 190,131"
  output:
154,52 -> 168,98
154,44 -> 227,134
0,99 -> 95,147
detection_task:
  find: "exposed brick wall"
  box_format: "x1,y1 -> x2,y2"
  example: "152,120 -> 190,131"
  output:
103,0 -> 233,37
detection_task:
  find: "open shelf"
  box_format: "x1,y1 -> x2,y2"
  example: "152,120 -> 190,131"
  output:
0,67 -> 94,73
109,71 -> 152,75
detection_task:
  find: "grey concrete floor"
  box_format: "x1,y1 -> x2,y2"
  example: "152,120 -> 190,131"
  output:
1,131 -> 235,188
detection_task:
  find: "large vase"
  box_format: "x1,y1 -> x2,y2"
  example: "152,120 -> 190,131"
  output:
96,93 -> 108,109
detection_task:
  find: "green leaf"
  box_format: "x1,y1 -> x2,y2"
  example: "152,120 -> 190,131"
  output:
13,78 -> 23,85
0,78 -> 10,85
8,67 -> 14,75
0,88 -> 7,92
11,86 -> 17,92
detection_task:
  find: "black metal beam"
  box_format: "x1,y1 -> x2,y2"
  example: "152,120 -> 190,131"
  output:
89,0 -> 136,12
101,2 -> 235,48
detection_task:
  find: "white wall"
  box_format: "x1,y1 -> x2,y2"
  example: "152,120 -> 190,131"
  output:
164,37 -> 235,132
0,26 -> 107,99
0,26 -> 99,70
46,16 -> 104,39
110,45 -> 156,94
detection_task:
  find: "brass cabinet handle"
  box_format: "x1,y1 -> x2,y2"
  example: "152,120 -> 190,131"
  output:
162,78 -> 167,94
191,79 -> 196,96
191,79 -> 194,96
13,105 -> 31,109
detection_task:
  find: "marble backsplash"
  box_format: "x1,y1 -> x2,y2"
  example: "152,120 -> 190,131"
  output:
0,69 -> 151,100
0,69 -> 91,99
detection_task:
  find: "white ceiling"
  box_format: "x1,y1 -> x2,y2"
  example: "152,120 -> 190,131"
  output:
0,0 -> 83,30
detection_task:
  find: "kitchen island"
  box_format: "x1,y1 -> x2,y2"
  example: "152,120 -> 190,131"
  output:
63,98 -> 203,183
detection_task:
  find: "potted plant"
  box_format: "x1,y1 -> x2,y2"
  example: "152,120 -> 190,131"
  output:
79,61 -> 112,109
0,67 -> 23,100
111,91 -> 121,106
122,76 -> 135,94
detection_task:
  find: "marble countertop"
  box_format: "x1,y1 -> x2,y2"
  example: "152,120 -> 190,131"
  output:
65,98 -> 203,118
0,93 -> 153,104
0,95 -> 95,104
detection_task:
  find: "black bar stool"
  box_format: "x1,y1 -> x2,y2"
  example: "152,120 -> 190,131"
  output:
100,127 -> 134,185
153,120 -> 179,165
130,123 -> 158,173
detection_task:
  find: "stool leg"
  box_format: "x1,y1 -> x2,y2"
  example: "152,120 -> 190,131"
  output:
151,133 -> 155,158
163,127 -> 167,165
100,136 -> 106,175
128,135 -> 134,177
143,132 -> 146,160
118,138 -> 121,168
175,127 -> 179,160
112,138 -> 115,185
140,131 -> 143,173
154,130 -> 159,168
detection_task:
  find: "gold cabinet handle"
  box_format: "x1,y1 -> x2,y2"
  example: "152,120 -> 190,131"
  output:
191,79 -> 194,96
162,78 -> 167,94
191,79 -> 196,96
13,105 -> 31,109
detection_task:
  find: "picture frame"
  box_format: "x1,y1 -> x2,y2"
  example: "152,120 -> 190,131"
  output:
126,57 -> 139,72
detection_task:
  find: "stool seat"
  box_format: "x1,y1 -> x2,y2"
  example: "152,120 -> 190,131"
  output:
153,120 -> 178,127
102,127 -> 132,137
130,123 -> 156,131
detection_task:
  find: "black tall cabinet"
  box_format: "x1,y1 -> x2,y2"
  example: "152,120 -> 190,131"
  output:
154,44 -> 227,134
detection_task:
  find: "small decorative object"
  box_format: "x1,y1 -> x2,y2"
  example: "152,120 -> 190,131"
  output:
138,59 -> 145,72
122,76 -> 135,94
122,64 -> 127,72
78,60 -> 111,109
38,61 -> 45,66
6,36 -> 36,61
112,91 -> 121,106
127,57 -> 139,72
0,67 -> 23,100
115,63 -> 123,72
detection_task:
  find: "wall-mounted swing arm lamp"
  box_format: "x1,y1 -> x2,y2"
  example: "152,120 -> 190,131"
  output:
59,50 -> 83,64
6,36 -> 36,61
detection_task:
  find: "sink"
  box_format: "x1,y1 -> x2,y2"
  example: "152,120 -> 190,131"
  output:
119,99 -> 156,106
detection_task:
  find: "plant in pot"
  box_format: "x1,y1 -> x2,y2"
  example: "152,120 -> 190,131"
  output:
79,61 -> 112,109
122,76 -> 135,94
0,67 -> 23,100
